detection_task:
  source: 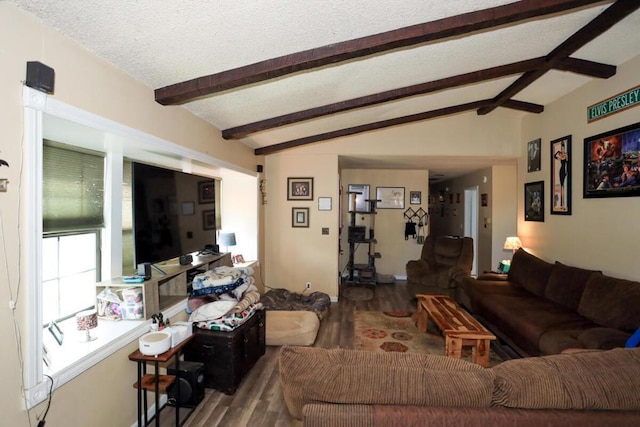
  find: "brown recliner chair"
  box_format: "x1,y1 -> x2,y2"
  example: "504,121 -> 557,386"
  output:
406,235 -> 473,297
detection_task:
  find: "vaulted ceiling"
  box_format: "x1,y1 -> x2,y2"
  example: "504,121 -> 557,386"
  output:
13,1 -> 640,177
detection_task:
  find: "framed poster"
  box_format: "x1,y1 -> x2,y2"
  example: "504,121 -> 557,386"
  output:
527,138 -> 541,172
292,207 -> 309,228
348,184 -> 370,212
287,177 -> 313,200
551,135 -> 572,215
583,121 -> 640,198
376,187 -> 405,209
524,181 -> 544,222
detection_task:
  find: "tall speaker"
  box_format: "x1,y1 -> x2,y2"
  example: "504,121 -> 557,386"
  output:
168,361 -> 205,407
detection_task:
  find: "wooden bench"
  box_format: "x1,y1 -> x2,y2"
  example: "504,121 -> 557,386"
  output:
416,294 -> 496,367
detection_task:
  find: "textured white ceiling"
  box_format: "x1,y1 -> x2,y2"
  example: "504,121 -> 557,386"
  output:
12,0 -> 640,177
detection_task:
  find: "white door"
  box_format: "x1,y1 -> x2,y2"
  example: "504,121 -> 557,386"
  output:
464,186 -> 479,277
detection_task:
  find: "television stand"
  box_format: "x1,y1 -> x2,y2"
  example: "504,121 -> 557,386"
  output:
151,263 -> 167,276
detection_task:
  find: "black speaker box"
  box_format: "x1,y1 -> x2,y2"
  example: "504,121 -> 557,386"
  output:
168,361 -> 205,407
26,61 -> 55,94
179,254 -> 193,265
136,263 -> 151,280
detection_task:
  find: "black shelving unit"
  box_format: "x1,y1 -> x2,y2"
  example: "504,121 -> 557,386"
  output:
346,194 -> 381,285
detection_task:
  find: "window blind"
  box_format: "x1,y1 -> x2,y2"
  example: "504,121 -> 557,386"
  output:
43,141 -> 105,234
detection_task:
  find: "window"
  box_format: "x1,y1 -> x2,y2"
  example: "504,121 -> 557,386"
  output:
42,233 -> 99,324
42,142 -> 104,325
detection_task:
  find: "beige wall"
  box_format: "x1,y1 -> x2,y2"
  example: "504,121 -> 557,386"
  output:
519,54 -> 640,279
264,153 -> 340,295
0,4 -> 258,426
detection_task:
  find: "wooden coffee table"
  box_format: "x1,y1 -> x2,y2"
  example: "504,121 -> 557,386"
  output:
415,294 -> 496,367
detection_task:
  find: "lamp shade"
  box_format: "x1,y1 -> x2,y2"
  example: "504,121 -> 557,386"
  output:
218,232 -> 236,247
503,236 -> 522,251
76,309 -> 98,342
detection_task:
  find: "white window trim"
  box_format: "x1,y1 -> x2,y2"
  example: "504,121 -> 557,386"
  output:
22,87 -> 250,409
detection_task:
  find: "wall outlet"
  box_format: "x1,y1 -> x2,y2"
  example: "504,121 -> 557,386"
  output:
305,282 -> 311,290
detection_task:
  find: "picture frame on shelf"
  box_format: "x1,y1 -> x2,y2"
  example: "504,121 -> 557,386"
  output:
202,209 -> 216,230
583,121 -> 640,199
376,187 -> 405,209
292,207 -> 309,228
524,181 -> 544,222
198,180 -> 215,204
287,177 -> 313,200
551,135 -> 572,215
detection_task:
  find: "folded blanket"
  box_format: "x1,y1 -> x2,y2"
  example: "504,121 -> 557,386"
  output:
192,266 -> 255,290
193,302 -> 264,332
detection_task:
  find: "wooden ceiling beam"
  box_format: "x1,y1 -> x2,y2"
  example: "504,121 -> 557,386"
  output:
556,57 -> 616,78
254,100 -> 492,156
502,99 -> 545,113
223,58 -> 545,139
224,55 -> 612,139
477,0 -> 639,115
156,0 -> 608,105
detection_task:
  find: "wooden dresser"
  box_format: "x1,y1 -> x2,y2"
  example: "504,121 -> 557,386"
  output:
183,310 -> 266,394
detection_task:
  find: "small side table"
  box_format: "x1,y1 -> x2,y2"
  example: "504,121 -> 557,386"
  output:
128,334 -> 195,427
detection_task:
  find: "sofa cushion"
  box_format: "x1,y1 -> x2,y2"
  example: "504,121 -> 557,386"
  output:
279,346 -> 495,420
544,262 -> 598,311
471,290 -> 593,356
507,249 -> 555,297
492,348 -> 640,410
578,272 -> 640,332
577,327 -> 632,350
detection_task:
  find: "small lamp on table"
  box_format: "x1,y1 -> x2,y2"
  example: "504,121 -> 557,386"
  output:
76,309 -> 98,342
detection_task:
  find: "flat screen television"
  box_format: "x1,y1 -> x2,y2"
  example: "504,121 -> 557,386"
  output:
132,162 -> 218,267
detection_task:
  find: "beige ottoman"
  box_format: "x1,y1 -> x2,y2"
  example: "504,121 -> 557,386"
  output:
266,310 -> 320,346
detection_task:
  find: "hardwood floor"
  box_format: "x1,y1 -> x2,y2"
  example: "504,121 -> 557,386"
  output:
161,281 -> 415,427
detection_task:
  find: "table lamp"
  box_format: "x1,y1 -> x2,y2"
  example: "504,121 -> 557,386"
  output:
218,232 -> 236,253
76,309 -> 98,342
503,236 -> 522,254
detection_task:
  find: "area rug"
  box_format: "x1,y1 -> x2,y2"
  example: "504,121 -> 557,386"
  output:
342,286 -> 374,301
353,311 -> 504,366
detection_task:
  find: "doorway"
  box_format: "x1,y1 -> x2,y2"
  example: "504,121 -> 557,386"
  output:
464,186 -> 479,277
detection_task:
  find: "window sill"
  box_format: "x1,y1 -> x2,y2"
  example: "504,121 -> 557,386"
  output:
26,299 -> 187,408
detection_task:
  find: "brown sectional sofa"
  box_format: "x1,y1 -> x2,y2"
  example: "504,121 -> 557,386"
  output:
458,248 -> 640,356
279,346 -> 640,426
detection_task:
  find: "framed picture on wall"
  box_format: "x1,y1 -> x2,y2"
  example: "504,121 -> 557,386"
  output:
527,138 -> 541,172
287,177 -> 314,200
376,187 -> 405,209
524,181 -> 544,222
551,135 -> 571,215
583,121 -> 640,199
409,191 -> 421,204
292,207 -> 310,228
